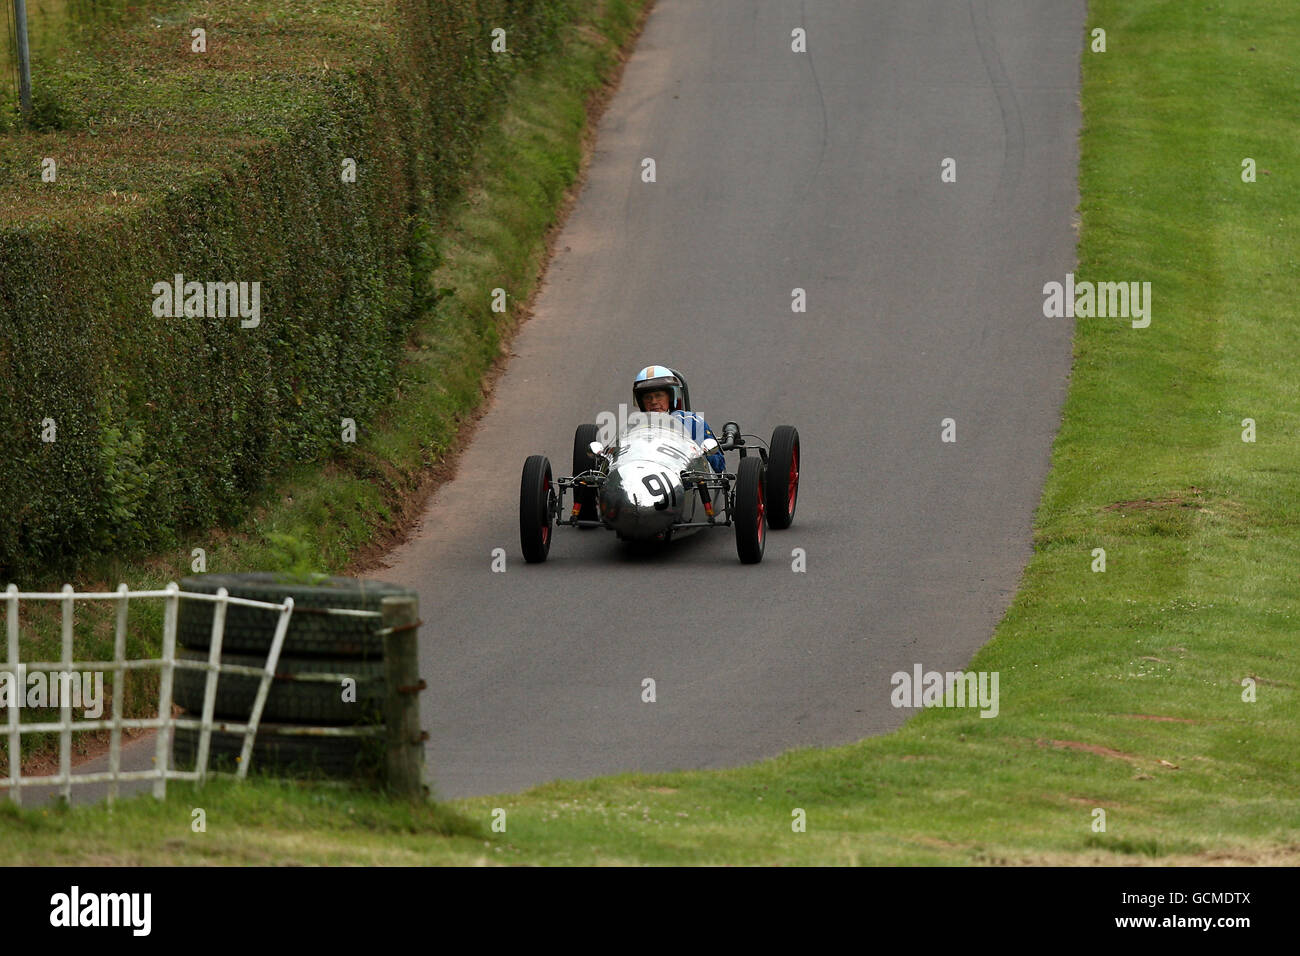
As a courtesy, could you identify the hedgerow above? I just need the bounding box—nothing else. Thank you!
[0,0,574,579]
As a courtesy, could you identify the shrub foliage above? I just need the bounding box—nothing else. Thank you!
[0,0,573,578]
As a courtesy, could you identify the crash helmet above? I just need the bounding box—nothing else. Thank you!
[633,365,685,412]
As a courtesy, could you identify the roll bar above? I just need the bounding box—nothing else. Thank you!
[669,367,692,411]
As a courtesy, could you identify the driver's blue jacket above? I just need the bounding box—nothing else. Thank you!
[673,410,725,472]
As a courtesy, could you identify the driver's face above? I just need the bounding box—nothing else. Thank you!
[642,389,670,413]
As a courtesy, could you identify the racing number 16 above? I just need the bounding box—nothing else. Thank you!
[642,473,677,510]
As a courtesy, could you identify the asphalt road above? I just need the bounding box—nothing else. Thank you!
[383,0,1084,799]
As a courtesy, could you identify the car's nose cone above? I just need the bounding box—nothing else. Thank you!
[601,461,677,537]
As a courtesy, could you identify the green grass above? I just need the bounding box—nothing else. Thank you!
[0,0,394,215]
[3,0,1298,864]
[0,1,136,101]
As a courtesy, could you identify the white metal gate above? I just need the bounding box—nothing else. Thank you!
[2,582,294,805]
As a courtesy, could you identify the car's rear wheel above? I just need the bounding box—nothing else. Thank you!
[572,423,601,526]
[520,455,555,563]
[733,456,766,564]
[766,425,800,529]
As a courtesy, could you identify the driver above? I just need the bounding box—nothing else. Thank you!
[632,365,726,472]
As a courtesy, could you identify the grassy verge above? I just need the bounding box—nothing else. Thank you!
[4,0,1297,864]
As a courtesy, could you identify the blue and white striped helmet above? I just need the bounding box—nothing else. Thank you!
[633,365,684,412]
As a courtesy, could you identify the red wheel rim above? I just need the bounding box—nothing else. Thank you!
[541,474,552,545]
[787,444,799,514]
[757,480,765,545]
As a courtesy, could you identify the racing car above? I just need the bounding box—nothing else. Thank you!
[518,375,799,564]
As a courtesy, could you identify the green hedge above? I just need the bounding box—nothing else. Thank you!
[0,0,574,579]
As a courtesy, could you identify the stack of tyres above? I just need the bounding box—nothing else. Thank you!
[171,573,416,781]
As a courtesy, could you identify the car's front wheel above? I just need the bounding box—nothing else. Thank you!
[733,456,766,564]
[520,455,555,563]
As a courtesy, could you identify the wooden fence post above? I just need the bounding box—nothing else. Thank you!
[381,595,426,798]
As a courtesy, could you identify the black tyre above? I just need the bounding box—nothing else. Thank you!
[173,648,385,724]
[766,425,800,530]
[520,455,555,563]
[572,429,600,530]
[172,724,381,780]
[733,456,766,564]
[572,423,601,525]
[178,573,415,657]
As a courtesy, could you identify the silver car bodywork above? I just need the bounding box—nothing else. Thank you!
[596,412,722,540]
